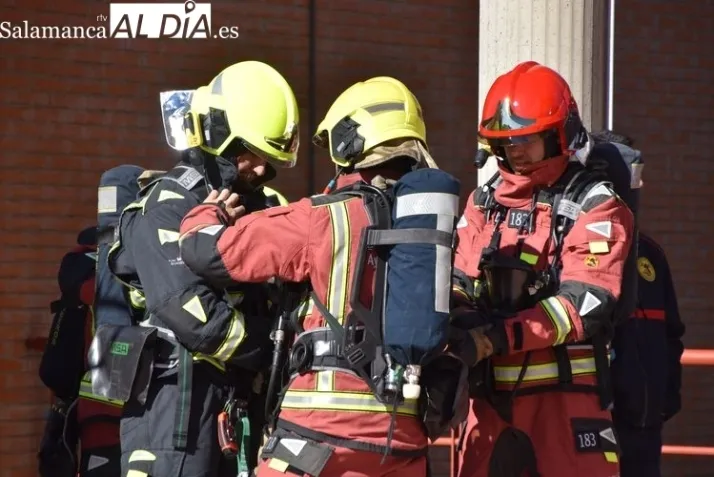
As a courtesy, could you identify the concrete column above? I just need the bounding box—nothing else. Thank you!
[477,0,608,185]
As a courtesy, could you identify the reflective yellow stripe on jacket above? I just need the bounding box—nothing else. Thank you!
[281,200,418,417]
[493,356,597,384]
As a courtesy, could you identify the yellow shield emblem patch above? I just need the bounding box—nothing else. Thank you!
[637,257,656,282]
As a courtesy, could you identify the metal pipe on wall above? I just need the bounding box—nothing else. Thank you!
[306,0,317,195]
[605,0,615,130]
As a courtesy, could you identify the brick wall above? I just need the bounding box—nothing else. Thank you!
[0,1,477,476]
[1,0,712,476]
[614,1,714,476]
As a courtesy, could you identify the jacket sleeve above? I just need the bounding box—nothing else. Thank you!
[661,246,685,420]
[452,190,487,304]
[497,184,635,354]
[128,192,264,366]
[178,198,311,286]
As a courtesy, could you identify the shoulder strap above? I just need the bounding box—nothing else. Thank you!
[549,162,608,270]
[139,165,207,197]
[473,171,501,209]
[161,165,206,190]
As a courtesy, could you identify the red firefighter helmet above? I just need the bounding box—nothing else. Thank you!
[479,61,586,158]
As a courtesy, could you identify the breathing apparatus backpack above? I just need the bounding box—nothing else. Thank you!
[38,227,97,403]
[303,167,465,440]
[89,165,153,403]
[474,138,643,411]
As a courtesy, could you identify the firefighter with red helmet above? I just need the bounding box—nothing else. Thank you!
[177,77,460,476]
[453,62,635,477]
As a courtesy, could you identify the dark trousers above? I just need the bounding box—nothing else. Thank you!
[614,423,662,477]
[119,365,237,477]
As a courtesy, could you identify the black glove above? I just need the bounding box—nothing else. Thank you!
[38,400,78,477]
[448,306,512,364]
[450,305,491,330]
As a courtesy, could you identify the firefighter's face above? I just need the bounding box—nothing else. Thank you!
[503,136,546,174]
[236,151,268,183]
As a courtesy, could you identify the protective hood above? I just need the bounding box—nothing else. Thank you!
[494,155,569,208]
[353,138,438,170]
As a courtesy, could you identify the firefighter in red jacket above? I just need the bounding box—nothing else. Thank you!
[178,77,440,476]
[453,62,635,477]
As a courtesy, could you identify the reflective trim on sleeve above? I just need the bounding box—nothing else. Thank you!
[211,309,246,361]
[539,296,573,345]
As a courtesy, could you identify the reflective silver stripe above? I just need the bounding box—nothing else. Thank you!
[281,390,419,416]
[582,182,614,204]
[539,296,572,345]
[326,201,350,325]
[394,191,459,313]
[317,371,333,391]
[139,321,175,339]
[318,201,351,392]
[493,357,597,383]
[394,192,460,218]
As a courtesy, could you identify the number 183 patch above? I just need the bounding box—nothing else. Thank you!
[571,418,619,460]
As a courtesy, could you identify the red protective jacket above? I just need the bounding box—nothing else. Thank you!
[179,170,426,452]
[454,157,634,391]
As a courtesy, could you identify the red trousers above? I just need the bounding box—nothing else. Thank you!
[256,447,427,477]
[458,392,620,477]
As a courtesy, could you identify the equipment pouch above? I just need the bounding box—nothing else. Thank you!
[421,353,470,442]
[261,429,334,476]
[39,300,88,402]
[88,324,157,405]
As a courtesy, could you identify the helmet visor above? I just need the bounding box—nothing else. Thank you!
[480,98,536,133]
[159,90,195,151]
[221,138,294,169]
[485,133,545,152]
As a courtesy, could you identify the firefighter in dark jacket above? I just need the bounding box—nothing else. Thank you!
[596,129,686,477]
[105,60,300,477]
[612,232,685,477]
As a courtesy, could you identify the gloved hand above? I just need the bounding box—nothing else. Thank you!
[38,400,78,477]
[450,305,491,330]
[446,325,494,367]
